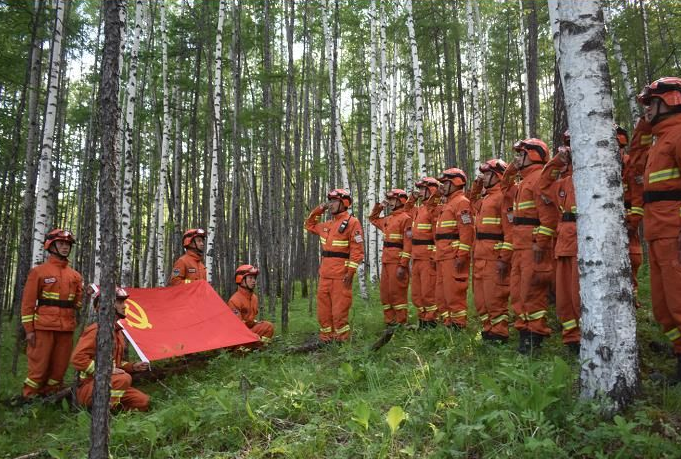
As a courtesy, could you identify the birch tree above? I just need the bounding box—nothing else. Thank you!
[206,0,227,282]
[465,0,481,172]
[549,0,639,413]
[604,6,639,123]
[32,0,67,266]
[517,0,530,137]
[404,0,426,177]
[366,0,379,283]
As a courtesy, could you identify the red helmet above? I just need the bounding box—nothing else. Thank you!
[439,168,467,187]
[519,138,549,164]
[43,228,76,250]
[327,188,352,207]
[637,77,681,107]
[416,177,441,196]
[116,287,129,300]
[88,283,101,300]
[386,188,408,204]
[88,284,128,301]
[512,140,524,152]
[235,264,259,284]
[479,159,507,177]
[183,228,206,248]
[614,124,629,148]
[562,130,571,147]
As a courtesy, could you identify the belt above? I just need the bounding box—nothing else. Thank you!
[643,190,681,203]
[475,232,503,241]
[321,250,349,259]
[435,233,460,240]
[412,239,435,246]
[37,299,76,308]
[562,213,577,222]
[383,241,404,249]
[513,217,540,226]
[624,201,631,209]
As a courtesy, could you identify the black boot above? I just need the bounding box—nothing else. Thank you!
[528,333,544,354]
[517,330,531,354]
[483,332,508,345]
[481,331,490,340]
[566,342,580,355]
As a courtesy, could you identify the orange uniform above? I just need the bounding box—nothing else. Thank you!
[406,196,439,324]
[369,205,413,325]
[227,286,274,346]
[71,323,149,411]
[642,115,681,354]
[538,158,580,345]
[170,251,207,285]
[471,183,512,338]
[434,190,474,328]
[305,207,364,341]
[623,151,645,299]
[21,255,83,397]
[501,163,553,337]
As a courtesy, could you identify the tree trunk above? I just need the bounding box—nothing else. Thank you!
[517,0,530,137]
[638,0,652,83]
[465,0,481,172]
[524,0,540,137]
[549,0,639,414]
[367,0,379,283]
[89,1,122,457]
[604,6,639,124]
[454,31,467,168]
[404,0,426,177]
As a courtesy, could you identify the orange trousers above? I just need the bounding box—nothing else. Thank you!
[77,373,149,411]
[648,238,681,354]
[630,252,642,296]
[250,321,274,346]
[23,330,73,397]
[435,258,469,327]
[510,249,552,336]
[380,263,410,325]
[411,259,438,322]
[317,277,352,342]
[473,259,510,337]
[555,256,580,344]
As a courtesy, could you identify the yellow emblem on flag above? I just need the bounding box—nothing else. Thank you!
[124,299,153,330]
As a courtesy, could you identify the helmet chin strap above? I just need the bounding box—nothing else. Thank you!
[650,105,681,125]
[49,246,70,260]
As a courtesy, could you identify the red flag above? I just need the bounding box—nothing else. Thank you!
[119,280,259,361]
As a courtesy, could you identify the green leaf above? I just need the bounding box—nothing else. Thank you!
[47,448,65,459]
[386,406,407,435]
[351,401,371,431]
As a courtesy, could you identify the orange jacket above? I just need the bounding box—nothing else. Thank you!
[642,114,681,241]
[629,117,654,178]
[71,323,133,381]
[471,183,511,261]
[538,157,577,257]
[406,195,438,261]
[434,189,474,261]
[305,207,365,279]
[21,255,83,334]
[369,205,413,267]
[622,151,644,254]
[227,286,261,328]
[170,251,207,285]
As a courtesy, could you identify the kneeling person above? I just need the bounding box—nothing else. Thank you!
[228,265,274,347]
[71,286,150,411]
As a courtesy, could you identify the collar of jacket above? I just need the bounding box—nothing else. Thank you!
[48,254,69,268]
[186,249,204,262]
[391,207,405,216]
[651,113,681,136]
[333,210,350,221]
[238,285,254,297]
[519,163,543,179]
[484,183,502,195]
[446,189,465,201]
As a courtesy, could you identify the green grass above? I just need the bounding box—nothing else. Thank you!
[1,265,681,458]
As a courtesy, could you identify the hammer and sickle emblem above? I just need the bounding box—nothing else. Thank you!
[124,299,153,330]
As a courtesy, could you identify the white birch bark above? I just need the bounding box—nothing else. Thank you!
[604,6,639,123]
[366,0,379,283]
[379,2,388,199]
[206,0,227,282]
[391,43,398,187]
[517,0,530,137]
[406,100,415,191]
[549,0,639,413]
[32,0,66,265]
[404,0,426,177]
[322,0,349,190]
[120,0,144,287]
[474,0,495,155]
[466,0,481,172]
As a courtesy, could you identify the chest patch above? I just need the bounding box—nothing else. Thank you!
[460,211,472,225]
[44,277,57,284]
[354,231,363,243]
[188,268,197,273]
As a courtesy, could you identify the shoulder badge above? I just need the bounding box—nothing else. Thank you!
[172,268,181,277]
[460,210,472,225]
[232,308,240,316]
[559,190,566,198]
[405,228,413,239]
[44,277,57,284]
[506,211,514,223]
[354,230,364,243]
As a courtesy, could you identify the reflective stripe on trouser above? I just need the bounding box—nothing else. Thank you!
[317,276,353,342]
[23,330,73,398]
[648,238,681,354]
[473,258,510,337]
[411,259,437,321]
[556,256,580,344]
[380,263,410,324]
[510,249,552,336]
[435,259,469,327]
[77,373,150,411]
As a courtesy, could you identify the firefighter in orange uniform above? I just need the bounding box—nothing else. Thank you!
[71,286,150,411]
[21,229,83,398]
[369,189,413,326]
[471,159,512,343]
[170,229,207,285]
[617,125,645,305]
[227,264,274,347]
[434,168,474,329]
[637,77,681,380]
[304,189,365,344]
[501,139,553,354]
[537,138,580,353]
[407,178,441,329]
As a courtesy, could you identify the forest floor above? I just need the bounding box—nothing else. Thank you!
[1,264,681,459]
